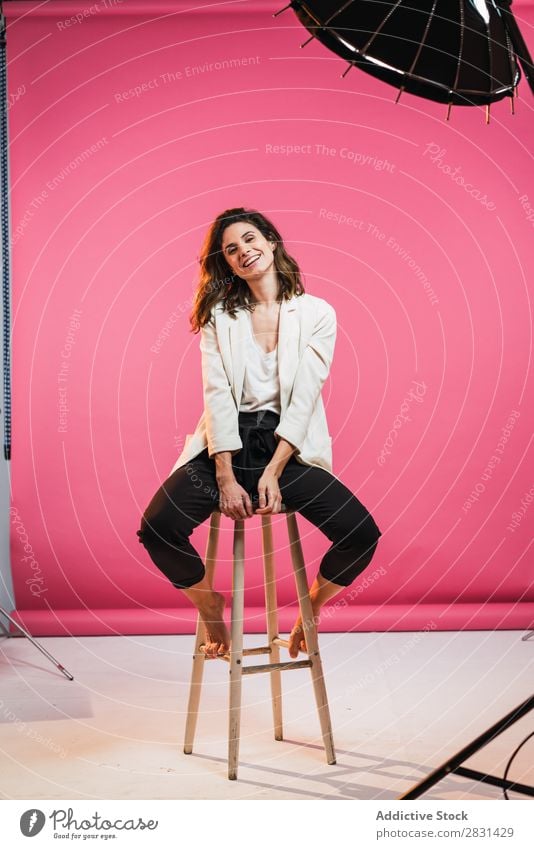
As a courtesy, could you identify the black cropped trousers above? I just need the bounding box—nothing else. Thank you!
[137,410,382,589]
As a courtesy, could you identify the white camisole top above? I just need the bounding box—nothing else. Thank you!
[238,310,281,414]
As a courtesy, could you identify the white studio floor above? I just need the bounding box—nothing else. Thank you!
[0,629,532,801]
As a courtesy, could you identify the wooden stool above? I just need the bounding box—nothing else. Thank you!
[183,504,336,780]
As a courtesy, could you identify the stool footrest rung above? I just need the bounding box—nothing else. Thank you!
[272,637,290,649]
[210,656,312,674]
[242,659,312,675]
[200,640,293,654]
[243,645,271,656]
[199,644,271,658]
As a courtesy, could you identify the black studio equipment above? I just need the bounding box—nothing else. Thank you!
[274,0,534,121]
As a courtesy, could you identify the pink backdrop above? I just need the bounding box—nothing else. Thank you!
[6,1,534,635]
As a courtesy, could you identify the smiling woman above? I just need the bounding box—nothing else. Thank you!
[189,206,305,329]
[137,207,382,660]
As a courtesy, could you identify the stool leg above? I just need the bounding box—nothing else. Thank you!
[286,512,336,765]
[261,515,283,741]
[228,518,245,780]
[183,511,220,755]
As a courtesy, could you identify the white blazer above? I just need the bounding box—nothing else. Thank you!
[169,292,337,477]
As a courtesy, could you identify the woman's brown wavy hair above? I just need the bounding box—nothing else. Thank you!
[189,207,305,332]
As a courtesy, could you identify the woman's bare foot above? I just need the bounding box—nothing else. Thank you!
[198,591,231,659]
[287,574,348,658]
[288,607,320,658]
[288,623,307,658]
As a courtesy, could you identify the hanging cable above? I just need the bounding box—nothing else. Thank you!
[502,731,534,799]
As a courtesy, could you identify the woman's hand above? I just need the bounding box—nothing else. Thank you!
[254,469,283,514]
[218,477,254,520]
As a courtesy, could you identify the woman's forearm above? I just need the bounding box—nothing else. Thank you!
[214,451,236,483]
[265,437,296,478]
[215,437,296,484]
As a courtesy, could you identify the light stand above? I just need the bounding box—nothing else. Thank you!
[0,605,74,680]
[398,694,534,799]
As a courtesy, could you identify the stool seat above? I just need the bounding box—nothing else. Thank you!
[183,506,336,780]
